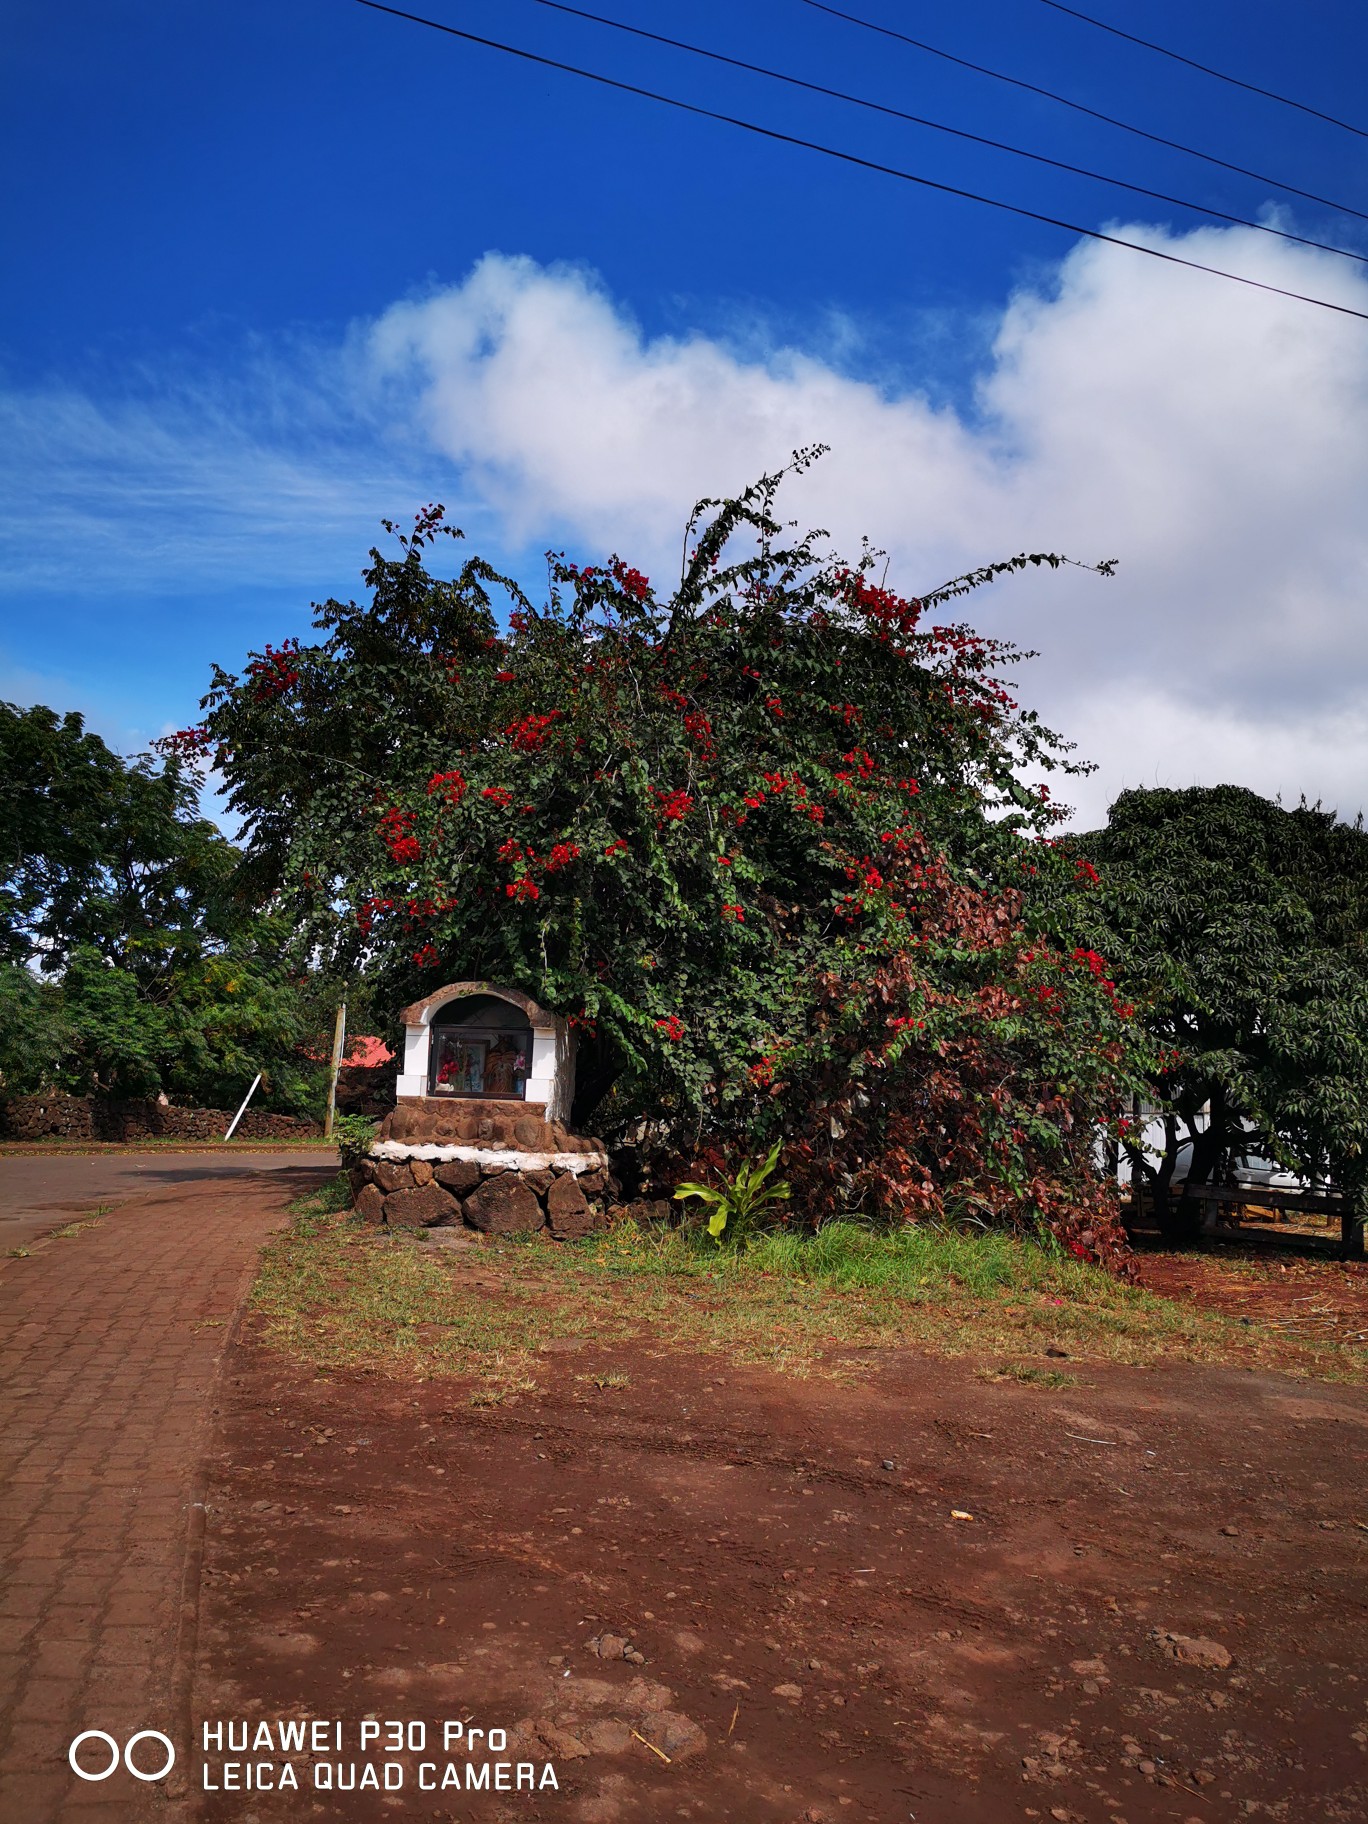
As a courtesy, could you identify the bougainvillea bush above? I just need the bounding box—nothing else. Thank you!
[184,461,1147,1263]
[754,839,1144,1274]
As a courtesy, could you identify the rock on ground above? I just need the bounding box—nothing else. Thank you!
[383,1181,459,1229]
[462,1173,545,1235]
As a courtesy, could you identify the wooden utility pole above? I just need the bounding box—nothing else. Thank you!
[323,998,347,1139]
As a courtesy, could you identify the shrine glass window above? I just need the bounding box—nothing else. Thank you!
[427,996,532,1100]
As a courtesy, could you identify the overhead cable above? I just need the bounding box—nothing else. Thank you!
[351,0,1368,323]
[798,0,1368,226]
[516,0,1368,269]
[1034,0,1368,142]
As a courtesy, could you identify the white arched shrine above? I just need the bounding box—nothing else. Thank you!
[394,981,574,1123]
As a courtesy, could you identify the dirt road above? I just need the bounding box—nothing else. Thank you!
[196,1324,1368,1823]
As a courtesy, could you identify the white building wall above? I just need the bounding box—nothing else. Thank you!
[396,1025,429,1099]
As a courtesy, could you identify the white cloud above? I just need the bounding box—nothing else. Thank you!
[0,352,442,596]
[365,253,997,564]
[364,233,1368,826]
[5,225,1366,828]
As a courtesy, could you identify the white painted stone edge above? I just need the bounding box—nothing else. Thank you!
[371,1140,609,1174]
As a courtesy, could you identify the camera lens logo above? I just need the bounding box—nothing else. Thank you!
[69,1730,176,1782]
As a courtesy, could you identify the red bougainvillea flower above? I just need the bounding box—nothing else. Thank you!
[611,559,651,601]
[246,640,301,702]
[410,501,447,541]
[655,1015,684,1041]
[426,769,467,804]
[411,942,439,967]
[721,903,745,922]
[834,567,925,645]
[354,894,395,935]
[505,877,540,901]
[603,838,629,858]
[682,710,714,755]
[506,711,561,752]
[481,785,513,807]
[157,724,215,759]
[653,788,694,824]
[378,806,421,864]
[841,747,878,780]
[405,893,455,923]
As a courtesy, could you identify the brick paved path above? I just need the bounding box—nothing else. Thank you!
[0,1169,327,1821]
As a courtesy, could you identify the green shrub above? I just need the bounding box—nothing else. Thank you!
[332,1113,378,1167]
[673,1140,792,1244]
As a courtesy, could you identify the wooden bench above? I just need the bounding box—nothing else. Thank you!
[1173,1181,1364,1260]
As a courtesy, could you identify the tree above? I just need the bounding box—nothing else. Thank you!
[0,701,328,1111]
[187,466,1143,1256]
[1079,785,1368,1240]
[0,964,69,1096]
[152,929,328,1112]
[58,946,172,1099]
[0,702,232,978]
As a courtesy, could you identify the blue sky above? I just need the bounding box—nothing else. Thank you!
[4,0,1367,823]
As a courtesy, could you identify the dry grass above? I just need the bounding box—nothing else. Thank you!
[249,1176,1367,1397]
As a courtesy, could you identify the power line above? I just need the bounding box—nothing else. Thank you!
[798,0,1368,227]
[1034,0,1368,142]
[351,0,1368,323]
[517,0,1368,270]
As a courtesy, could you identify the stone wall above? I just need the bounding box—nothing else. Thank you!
[0,1092,321,1144]
[350,1153,670,1240]
[335,1061,398,1119]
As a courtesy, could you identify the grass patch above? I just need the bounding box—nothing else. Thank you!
[978,1363,1075,1389]
[253,1177,1366,1391]
[50,1206,111,1240]
[293,1175,355,1218]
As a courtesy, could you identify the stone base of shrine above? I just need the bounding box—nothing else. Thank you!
[347,1146,606,1239]
[352,1095,673,1238]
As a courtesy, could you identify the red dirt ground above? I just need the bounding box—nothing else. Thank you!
[1135,1247,1368,1350]
[192,1318,1368,1824]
